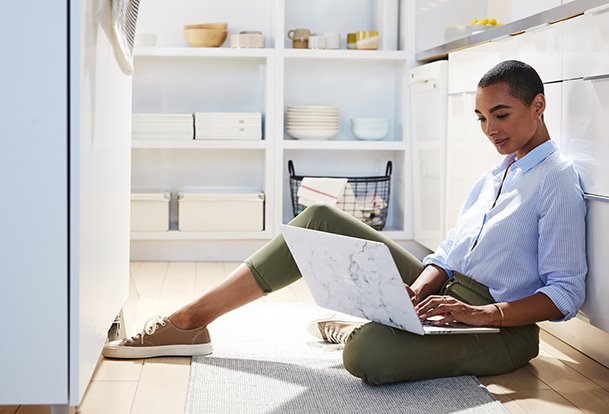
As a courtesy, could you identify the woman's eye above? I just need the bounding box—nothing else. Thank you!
[477,118,486,122]
[496,114,508,119]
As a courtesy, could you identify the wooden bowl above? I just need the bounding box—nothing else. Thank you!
[183,29,228,47]
[184,23,228,31]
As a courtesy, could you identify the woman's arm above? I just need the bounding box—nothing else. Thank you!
[415,291,564,327]
[405,264,449,307]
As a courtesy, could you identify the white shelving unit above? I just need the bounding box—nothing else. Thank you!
[131,0,416,260]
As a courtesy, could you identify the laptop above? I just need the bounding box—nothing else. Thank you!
[280,225,499,335]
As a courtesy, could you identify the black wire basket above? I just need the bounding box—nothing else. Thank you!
[288,160,392,230]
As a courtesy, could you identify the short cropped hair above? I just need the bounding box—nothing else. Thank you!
[478,60,544,107]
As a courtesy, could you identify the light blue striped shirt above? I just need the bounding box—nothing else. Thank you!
[423,140,587,322]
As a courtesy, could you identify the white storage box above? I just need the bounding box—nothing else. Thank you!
[131,191,170,231]
[178,191,265,231]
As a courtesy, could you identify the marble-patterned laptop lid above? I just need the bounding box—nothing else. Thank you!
[280,225,426,335]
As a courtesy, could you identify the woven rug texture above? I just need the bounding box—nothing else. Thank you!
[185,302,510,414]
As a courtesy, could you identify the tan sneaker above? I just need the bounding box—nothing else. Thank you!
[306,315,364,349]
[102,315,213,359]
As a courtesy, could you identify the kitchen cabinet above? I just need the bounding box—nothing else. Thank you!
[561,75,609,335]
[561,77,609,197]
[562,3,609,80]
[410,61,448,251]
[1,0,131,409]
[130,0,413,261]
[516,22,564,83]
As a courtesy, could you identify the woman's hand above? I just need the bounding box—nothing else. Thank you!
[404,284,420,307]
[415,295,499,327]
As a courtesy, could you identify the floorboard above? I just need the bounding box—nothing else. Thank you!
[7,261,609,414]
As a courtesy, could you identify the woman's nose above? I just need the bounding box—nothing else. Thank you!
[484,119,498,137]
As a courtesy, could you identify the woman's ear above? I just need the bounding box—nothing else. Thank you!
[533,93,546,120]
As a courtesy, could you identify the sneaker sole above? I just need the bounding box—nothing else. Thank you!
[102,341,213,359]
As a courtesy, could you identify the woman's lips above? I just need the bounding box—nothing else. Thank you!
[493,138,508,148]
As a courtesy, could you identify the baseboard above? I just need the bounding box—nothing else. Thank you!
[539,317,609,369]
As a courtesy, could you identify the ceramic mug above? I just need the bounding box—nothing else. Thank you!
[356,31,379,50]
[308,35,326,49]
[292,39,308,48]
[287,28,311,40]
[347,33,357,49]
[323,32,341,49]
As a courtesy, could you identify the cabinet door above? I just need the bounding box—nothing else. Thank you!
[448,43,491,94]
[561,78,609,198]
[487,33,521,69]
[544,82,563,150]
[563,6,609,80]
[411,87,447,251]
[580,198,609,334]
[517,22,564,83]
[445,93,504,231]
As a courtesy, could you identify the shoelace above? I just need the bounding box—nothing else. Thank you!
[127,315,167,344]
[323,325,349,351]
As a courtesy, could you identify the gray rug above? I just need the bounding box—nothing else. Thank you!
[185,302,510,414]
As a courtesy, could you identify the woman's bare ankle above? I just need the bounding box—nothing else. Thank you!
[168,308,209,330]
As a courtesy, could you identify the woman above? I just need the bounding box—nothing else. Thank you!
[104,60,587,385]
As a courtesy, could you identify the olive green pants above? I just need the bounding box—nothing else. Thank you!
[244,203,539,385]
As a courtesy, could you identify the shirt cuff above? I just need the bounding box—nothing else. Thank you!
[536,285,582,322]
[422,257,454,279]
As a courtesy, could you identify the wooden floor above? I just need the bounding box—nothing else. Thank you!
[4,261,609,414]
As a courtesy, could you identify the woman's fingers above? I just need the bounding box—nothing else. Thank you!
[404,284,419,306]
[415,295,451,319]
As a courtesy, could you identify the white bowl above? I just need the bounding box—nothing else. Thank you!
[350,122,390,128]
[287,122,340,127]
[287,115,339,122]
[287,126,339,130]
[287,110,339,115]
[287,129,339,140]
[287,113,339,118]
[350,118,390,125]
[351,125,390,140]
[287,105,339,111]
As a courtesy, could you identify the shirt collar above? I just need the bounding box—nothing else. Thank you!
[492,140,558,176]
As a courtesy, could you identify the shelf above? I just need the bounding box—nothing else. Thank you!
[131,230,273,241]
[131,139,268,149]
[281,140,407,151]
[134,47,271,59]
[134,47,408,61]
[416,0,606,62]
[282,49,408,61]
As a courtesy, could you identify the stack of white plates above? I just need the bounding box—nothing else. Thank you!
[132,114,194,140]
[195,112,262,140]
[286,106,339,140]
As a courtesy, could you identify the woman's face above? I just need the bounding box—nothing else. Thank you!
[475,82,548,159]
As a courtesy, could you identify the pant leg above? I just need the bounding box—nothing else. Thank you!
[342,273,540,385]
[244,202,424,294]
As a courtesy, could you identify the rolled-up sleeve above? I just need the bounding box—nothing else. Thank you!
[535,164,587,322]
